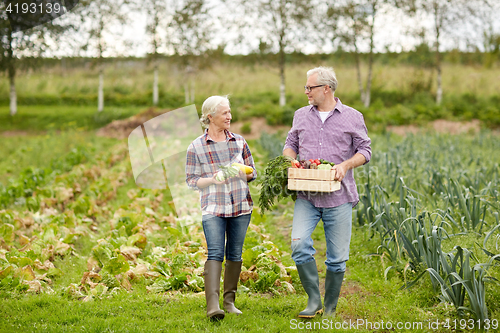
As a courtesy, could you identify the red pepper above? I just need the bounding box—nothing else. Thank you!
[314,159,321,165]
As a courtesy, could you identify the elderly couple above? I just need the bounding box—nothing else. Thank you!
[185,66,372,320]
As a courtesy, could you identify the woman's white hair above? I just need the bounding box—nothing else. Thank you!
[307,67,338,93]
[200,95,230,129]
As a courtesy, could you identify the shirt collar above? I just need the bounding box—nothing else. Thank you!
[310,97,343,113]
[204,129,234,142]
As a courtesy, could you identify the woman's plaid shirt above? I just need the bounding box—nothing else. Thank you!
[185,130,257,217]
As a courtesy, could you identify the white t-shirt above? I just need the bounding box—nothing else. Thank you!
[318,111,330,123]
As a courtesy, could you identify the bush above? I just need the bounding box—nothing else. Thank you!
[266,106,294,126]
[240,122,252,134]
[0,91,185,109]
[386,104,416,125]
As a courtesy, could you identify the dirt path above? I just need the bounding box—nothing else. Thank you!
[387,119,487,136]
[229,118,291,140]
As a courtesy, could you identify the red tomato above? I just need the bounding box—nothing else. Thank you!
[314,159,321,165]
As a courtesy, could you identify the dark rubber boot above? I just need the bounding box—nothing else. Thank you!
[223,260,243,315]
[296,260,323,318]
[204,260,225,320]
[323,270,344,317]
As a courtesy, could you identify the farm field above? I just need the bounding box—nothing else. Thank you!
[3,62,500,99]
[1,109,499,332]
[2,61,500,130]
[1,58,500,332]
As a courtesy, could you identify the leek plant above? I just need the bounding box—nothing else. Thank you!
[355,133,500,322]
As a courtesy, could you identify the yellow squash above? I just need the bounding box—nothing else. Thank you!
[232,163,254,174]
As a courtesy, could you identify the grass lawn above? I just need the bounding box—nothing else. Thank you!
[0,131,119,185]
[0,105,143,132]
[0,224,465,333]
[1,121,499,332]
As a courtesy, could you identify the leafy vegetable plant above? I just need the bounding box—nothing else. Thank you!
[258,155,296,213]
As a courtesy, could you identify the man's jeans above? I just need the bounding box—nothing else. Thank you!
[202,213,252,262]
[291,199,352,273]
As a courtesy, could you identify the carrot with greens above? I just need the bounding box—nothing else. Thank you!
[258,155,297,213]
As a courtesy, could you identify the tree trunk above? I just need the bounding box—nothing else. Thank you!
[434,4,442,105]
[436,61,442,104]
[364,2,376,108]
[279,58,286,107]
[190,78,195,103]
[153,66,159,106]
[9,75,17,117]
[184,81,190,104]
[364,54,373,108]
[279,76,286,107]
[7,30,17,116]
[354,45,365,104]
[279,32,286,107]
[98,71,104,112]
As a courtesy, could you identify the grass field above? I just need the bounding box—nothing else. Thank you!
[2,62,500,99]
[2,61,499,131]
[1,58,500,333]
[0,119,499,332]
[0,105,142,132]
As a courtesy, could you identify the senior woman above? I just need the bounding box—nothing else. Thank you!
[185,95,256,320]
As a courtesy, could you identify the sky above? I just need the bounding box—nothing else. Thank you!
[43,0,500,58]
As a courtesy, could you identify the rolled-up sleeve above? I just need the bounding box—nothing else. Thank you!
[353,113,371,164]
[242,141,258,182]
[185,143,201,190]
[283,117,299,154]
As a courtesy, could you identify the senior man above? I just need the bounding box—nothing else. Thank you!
[283,66,371,318]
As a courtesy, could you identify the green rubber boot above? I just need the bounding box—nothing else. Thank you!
[203,260,225,320]
[296,260,323,318]
[223,260,243,315]
[323,270,344,317]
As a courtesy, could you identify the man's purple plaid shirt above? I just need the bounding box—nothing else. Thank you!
[284,97,372,208]
[186,129,257,217]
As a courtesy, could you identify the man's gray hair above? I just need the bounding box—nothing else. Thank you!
[200,95,230,129]
[307,67,338,93]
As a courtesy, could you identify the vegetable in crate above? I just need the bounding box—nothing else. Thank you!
[320,159,335,166]
[258,155,297,213]
[317,164,333,170]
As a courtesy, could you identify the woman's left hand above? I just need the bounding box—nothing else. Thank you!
[238,170,252,182]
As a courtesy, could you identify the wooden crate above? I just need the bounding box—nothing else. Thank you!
[287,168,341,192]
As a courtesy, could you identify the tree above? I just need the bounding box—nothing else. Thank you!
[168,0,213,104]
[1,2,74,116]
[326,0,386,108]
[72,0,130,111]
[401,0,491,104]
[229,0,311,107]
[142,0,172,106]
[479,1,500,68]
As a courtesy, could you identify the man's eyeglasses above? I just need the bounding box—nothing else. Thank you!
[304,85,326,92]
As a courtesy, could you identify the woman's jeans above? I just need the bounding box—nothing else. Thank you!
[202,213,252,262]
[291,199,352,273]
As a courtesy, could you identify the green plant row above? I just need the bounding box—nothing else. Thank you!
[2,91,499,130]
[0,92,185,109]
[351,133,500,330]
[0,137,297,299]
